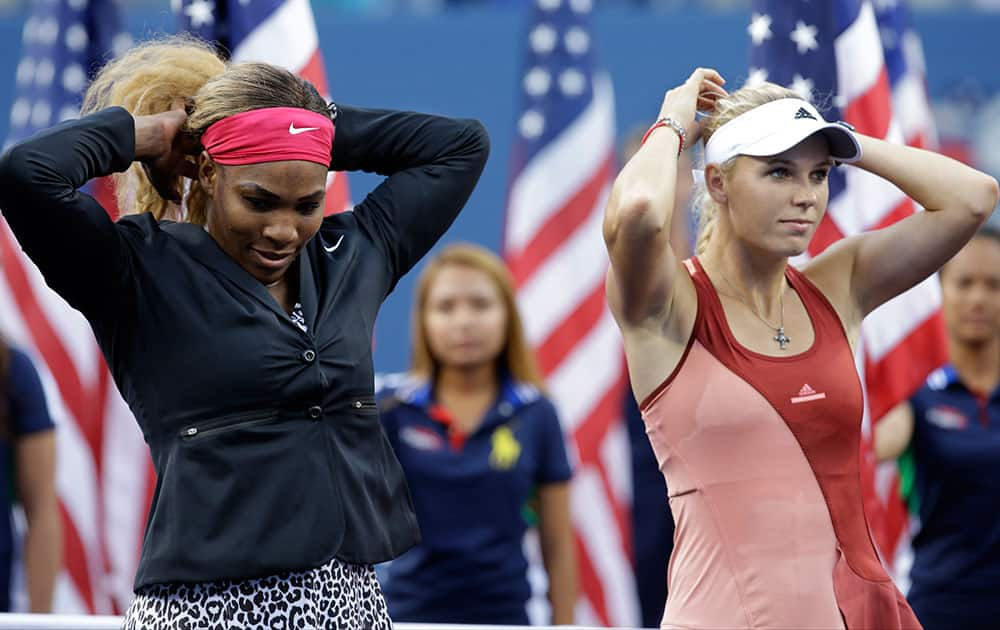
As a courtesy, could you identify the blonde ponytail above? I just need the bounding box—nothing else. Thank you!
[82,36,226,222]
[693,187,717,256]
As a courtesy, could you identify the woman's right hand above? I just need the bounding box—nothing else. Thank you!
[658,68,727,147]
[133,106,199,202]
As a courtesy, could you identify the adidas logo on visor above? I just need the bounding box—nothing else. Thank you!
[703,98,862,166]
[794,107,817,121]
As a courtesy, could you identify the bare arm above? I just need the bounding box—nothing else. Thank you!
[874,401,915,462]
[16,431,60,613]
[848,135,998,316]
[603,68,725,325]
[537,482,576,625]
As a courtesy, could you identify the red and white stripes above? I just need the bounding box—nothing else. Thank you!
[811,1,947,425]
[828,1,947,565]
[0,219,154,614]
[504,72,639,627]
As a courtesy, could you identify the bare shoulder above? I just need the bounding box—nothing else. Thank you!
[801,234,864,341]
[607,262,698,406]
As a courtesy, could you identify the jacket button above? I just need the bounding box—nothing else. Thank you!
[302,349,316,363]
[308,405,322,419]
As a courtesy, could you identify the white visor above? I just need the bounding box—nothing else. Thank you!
[703,98,862,166]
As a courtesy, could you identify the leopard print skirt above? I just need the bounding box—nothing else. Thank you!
[122,557,392,630]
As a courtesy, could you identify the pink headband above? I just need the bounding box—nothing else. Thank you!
[200,107,334,166]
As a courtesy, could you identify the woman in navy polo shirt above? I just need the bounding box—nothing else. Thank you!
[875,225,1000,629]
[377,243,576,624]
[0,341,60,612]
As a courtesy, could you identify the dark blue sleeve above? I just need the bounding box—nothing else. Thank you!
[374,384,400,444]
[908,389,929,446]
[535,397,572,485]
[7,348,55,436]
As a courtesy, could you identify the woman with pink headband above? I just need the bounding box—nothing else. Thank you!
[0,37,488,628]
[602,68,998,628]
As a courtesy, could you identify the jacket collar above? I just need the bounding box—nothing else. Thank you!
[928,363,1000,400]
[160,221,318,333]
[926,364,960,391]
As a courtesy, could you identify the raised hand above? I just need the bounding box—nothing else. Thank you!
[133,105,199,203]
[658,68,727,147]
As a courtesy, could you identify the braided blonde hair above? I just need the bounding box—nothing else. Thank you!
[82,35,330,225]
[693,82,800,255]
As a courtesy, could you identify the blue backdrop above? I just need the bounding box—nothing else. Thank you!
[0,6,996,372]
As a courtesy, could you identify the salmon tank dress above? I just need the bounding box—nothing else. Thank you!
[640,258,922,629]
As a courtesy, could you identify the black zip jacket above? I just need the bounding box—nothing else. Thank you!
[0,105,489,589]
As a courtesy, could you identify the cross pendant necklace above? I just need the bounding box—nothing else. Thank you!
[773,327,791,350]
[716,267,791,350]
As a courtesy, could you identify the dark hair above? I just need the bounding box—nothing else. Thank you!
[975,223,1000,244]
[940,223,1000,278]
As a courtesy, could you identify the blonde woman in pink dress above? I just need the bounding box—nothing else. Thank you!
[602,68,999,629]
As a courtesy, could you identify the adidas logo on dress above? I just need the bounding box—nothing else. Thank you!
[791,383,826,404]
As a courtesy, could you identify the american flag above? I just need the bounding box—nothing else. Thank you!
[877,0,937,153]
[1,0,149,615]
[175,0,350,215]
[749,0,947,569]
[874,0,939,591]
[502,0,639,625]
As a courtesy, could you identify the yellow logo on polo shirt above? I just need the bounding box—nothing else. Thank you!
[489,426,521,470]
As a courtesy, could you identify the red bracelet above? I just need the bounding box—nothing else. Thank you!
[641,116,687,154]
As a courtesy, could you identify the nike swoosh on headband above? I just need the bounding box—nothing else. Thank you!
[201,108,334,166]
[289,123,321,135]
